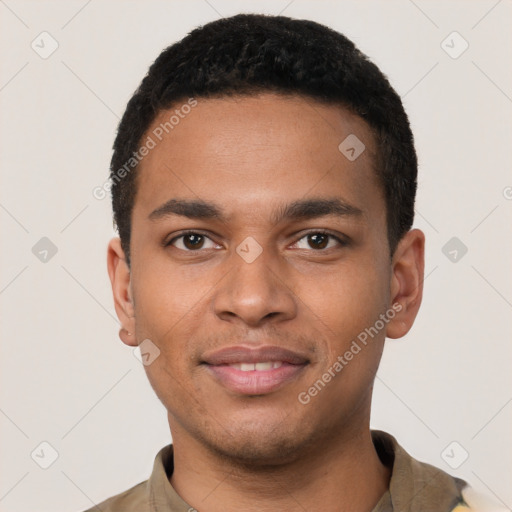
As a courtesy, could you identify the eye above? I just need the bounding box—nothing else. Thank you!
[166,231,220,251]
[292,231,346,251]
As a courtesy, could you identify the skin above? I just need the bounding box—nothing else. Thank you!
[107,93,425,512]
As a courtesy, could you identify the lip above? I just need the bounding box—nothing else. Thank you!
[202,345,309,395]
[202,345,309,365]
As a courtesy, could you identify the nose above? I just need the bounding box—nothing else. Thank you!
[212,243,297,328]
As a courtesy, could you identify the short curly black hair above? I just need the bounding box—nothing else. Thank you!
[110,13,417,266]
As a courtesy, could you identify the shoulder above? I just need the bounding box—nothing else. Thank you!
[452,486,510,512]
[81,480,149,512]
[371,430,506,512]
[79,444,174,512]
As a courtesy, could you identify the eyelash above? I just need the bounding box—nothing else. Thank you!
[164,230,348,252]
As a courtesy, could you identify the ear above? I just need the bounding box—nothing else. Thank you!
[385,229,425,339]
[107,237,137,347]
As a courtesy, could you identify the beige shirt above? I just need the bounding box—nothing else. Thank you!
[82,430,475,512]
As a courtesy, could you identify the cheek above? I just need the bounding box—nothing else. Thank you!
[132,255,210,339]
[304,260,388,336]
[143,360,190,415]
[312,270,388,383]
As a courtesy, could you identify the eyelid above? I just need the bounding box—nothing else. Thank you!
[291,229,348,248]
[164,229,349,251]
[164,229,220,248]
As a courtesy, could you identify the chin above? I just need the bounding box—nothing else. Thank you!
[210,437,303,468]
[198,418,318,468]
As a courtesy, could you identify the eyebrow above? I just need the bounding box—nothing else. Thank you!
[148,197,363,223]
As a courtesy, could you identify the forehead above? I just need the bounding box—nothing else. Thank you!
[133,93,382,222]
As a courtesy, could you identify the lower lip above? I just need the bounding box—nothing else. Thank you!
[204,363,307,395]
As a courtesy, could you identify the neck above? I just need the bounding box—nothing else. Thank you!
[169,423,390,512]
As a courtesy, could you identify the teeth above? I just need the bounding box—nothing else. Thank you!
[228,361,284,371]
[255,362,272,371]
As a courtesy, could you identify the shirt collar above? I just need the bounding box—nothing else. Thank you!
[145,430,466,512]
[371,430,466,511]
[146,444,191,512]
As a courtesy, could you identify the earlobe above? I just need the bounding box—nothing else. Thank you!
[386,229,425,339]
[119,327,136,346]
[107,237,137,347]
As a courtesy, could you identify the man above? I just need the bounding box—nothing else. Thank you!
[91,13,500,512]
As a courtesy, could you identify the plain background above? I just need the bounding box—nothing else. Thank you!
[1,1,511,510]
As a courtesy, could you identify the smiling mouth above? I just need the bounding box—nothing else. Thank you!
[201,345,309,395]
[204,362,307,395]
[225,361,284,371]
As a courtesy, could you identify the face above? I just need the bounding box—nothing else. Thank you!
[108,93,424,466]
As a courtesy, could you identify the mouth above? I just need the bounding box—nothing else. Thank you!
[225,361,285,371]
[201,345,309,395]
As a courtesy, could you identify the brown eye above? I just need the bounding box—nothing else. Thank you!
[182,233,204,250]
[307,233,329,249]
[167,232,219,251]
[294,232,344,251]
